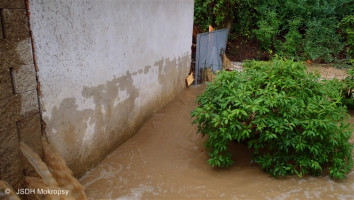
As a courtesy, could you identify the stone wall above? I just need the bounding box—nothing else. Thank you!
[0,0,42,189]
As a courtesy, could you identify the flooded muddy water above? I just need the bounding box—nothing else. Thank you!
[80,85,354,200]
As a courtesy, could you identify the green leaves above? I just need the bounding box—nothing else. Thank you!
[191,59,353,179]
[194,0,353,63]
[194,0,237,31]
[339,15,354,58]
[304,18,344,63]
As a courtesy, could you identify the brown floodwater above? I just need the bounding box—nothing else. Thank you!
[80,85,354,200]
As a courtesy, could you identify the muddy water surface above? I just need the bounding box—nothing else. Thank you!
[80,85,354,200]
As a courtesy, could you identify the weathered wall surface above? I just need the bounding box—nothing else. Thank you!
[0,0,42,189]
[29,0,194,177]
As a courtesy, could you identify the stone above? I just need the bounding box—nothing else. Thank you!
[20,89,39,118]
[0,94,21,124]
[17,113,42,176]
[2,9,29,38]
[17,113,42,156]
[0,38,33,68]
[0,19,3,39]
[13,64,37,93]
[0,90,38,124]
[0,124,23,189]
[0,0,25,9]
[0,67,13,99]
[14,38,33,65]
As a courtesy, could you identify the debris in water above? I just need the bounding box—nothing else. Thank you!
[20,139,87,200]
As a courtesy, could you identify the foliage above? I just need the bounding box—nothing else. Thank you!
[340,67,354,109]
[194,0,237,31]
[339,15,354,59]
[278,20,303,60]
[253,10,280,50]
[194,0,354,63]
[303,18,344,63]
[191,59,353,179]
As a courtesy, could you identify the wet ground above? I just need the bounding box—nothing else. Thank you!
[306,64,349,80]
[80,84,354,200]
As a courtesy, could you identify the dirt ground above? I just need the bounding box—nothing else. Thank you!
[80,84,353,200]
[306,64,349,80]
[226,36,270,62]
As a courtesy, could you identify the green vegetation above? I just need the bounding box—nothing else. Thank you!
[194,0,354,63]
[340,67,354,109]
[339,15,354,61]
[191,59,353,179]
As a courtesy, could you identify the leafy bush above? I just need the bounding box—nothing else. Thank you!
[194,0,354,62]
[339,15,354,60]
[340,67,354,109]
[278,19,303,59]
[253,10,280,50]
[191,59,353,179]
[304,18,344,63]
[194,0,237,31]
[252,0,348,62]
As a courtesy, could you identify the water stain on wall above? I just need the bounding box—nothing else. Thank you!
[154,54,189,104]
[43,54,190,177]
[44,71,138,177]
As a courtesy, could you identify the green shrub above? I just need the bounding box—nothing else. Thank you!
[194,0,237,31]
[278,19,303,59]
[191,59,353,179]
[194,0,353,62]
[339,15,354,59]
[253,10,280,50]
[304,19,344,63]
[341,67,354,109]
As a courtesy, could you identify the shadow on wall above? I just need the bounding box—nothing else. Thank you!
[43,54,190,177]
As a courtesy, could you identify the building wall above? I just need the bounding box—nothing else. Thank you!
[0,0,42,189]
[29,0,194,177]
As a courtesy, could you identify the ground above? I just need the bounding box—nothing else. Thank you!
[306,63,349,80]
[225,36,349,63]
[226,36,270,62]
[80,83,353,200]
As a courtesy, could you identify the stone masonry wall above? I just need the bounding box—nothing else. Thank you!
[0,0,42,189]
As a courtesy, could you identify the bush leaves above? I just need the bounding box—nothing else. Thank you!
[191,59,353,179]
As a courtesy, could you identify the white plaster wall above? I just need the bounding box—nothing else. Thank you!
[29,0,194,176]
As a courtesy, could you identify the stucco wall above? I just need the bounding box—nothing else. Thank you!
[29,0,194,177]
